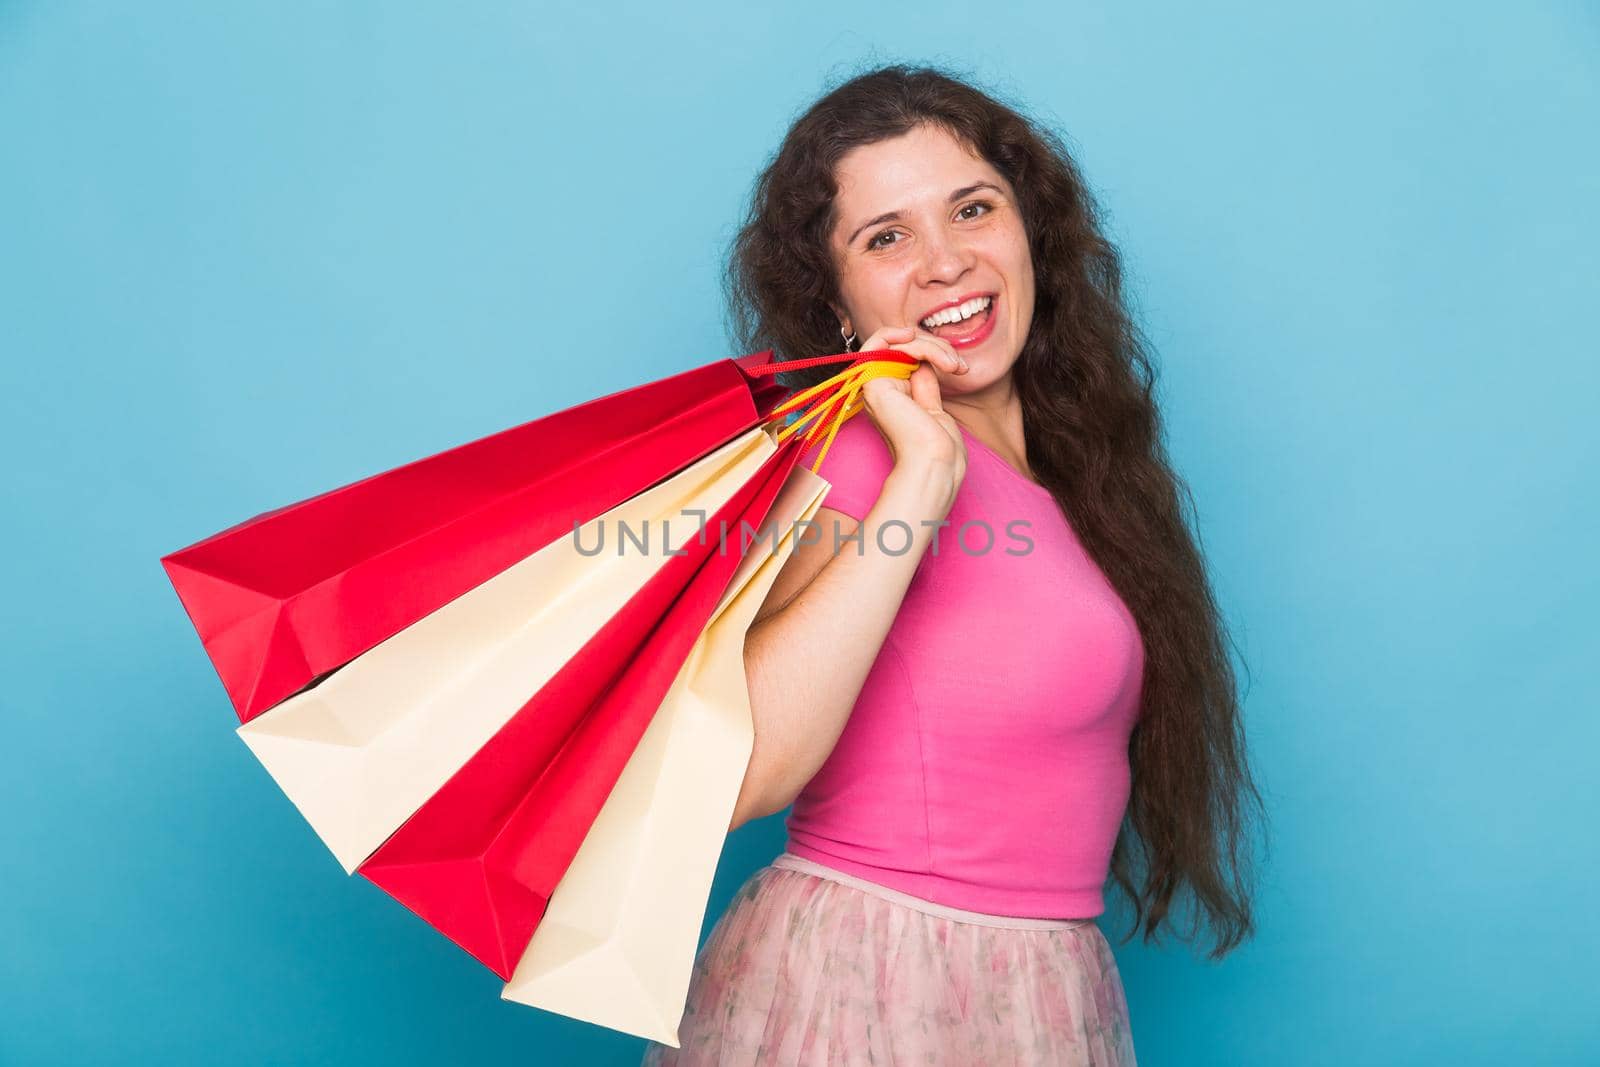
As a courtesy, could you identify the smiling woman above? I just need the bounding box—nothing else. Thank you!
[644,63,1266,1067]
[830,137,1030,369]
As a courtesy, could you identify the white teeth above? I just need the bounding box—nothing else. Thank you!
[919,295,992,330]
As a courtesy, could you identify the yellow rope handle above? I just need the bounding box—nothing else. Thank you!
[761,356,919,473]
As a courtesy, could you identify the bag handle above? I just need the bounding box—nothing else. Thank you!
[742,350,920,473]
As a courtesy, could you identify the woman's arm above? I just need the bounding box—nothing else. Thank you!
[728,456,959,831]
[728,328,968,831]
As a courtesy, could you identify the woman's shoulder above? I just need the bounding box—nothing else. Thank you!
[815,411,890,462]
[809,414,893,522]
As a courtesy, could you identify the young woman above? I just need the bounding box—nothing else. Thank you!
[643,64,1264,1066]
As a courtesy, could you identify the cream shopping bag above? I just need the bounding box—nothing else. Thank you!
[237,426,778,873]
[501,461,828,1045]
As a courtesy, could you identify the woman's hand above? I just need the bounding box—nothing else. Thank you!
[854,326,969,497]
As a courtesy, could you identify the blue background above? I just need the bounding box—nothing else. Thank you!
[3,3,1596,1064]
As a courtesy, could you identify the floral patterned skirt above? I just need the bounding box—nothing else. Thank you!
[641,852,1137,1066]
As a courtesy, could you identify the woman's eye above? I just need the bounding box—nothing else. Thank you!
[866,203,989,250]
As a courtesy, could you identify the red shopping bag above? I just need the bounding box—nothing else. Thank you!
[161,353,790,723]
[359,435,808,979]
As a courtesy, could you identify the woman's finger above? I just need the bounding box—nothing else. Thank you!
[859,326,915,352]
[888,332,967,376]
[908,364,945,412]
[911,329,968,374]
[899,337,967,377]
[859,330,967,377]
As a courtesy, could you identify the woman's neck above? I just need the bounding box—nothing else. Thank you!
[946,374,1033,480]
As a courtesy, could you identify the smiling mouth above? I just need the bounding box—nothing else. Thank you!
[921,294,997,347]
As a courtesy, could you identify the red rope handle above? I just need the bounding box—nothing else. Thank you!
[741,348,919,377]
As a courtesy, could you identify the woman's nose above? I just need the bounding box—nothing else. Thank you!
[917,226,975,285]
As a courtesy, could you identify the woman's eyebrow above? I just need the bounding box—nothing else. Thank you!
[845,181,1004,245]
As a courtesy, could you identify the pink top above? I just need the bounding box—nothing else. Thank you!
[783,414,1145,919]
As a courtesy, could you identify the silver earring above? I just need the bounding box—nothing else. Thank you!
[840,325,860,352]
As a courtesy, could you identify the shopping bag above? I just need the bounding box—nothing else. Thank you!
[501,459,829,1045]
[160,344,920,1021]
[357,431,809,979]
[237,425,777,874]
[161,352,790,723]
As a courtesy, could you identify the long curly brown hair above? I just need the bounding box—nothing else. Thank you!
[724,63,1267,959]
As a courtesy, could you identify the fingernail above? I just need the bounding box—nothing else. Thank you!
[958,357,969,371]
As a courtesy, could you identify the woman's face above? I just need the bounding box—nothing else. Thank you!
[828,123,1035,394]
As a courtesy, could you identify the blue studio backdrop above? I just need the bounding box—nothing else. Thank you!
[3,3,1596,1065]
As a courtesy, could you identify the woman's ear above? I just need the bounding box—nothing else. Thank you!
[827,301,852,338]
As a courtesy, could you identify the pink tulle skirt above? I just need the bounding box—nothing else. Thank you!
[641,852,1138,1066]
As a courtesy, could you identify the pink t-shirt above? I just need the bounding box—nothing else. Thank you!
[783,414,1145,919]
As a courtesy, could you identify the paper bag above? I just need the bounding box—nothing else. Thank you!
[502,462,828,1044]
[163,353,790,722]
[358,435,807,978]
[238,426,775,874]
